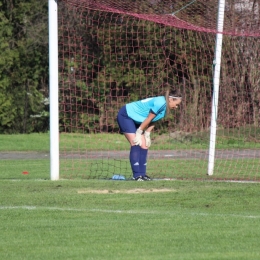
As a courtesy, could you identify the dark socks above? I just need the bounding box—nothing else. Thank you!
[139,148,148,176]
[129,146,148,178]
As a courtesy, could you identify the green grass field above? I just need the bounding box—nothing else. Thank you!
[0,133,260,259]
[0,179,260,260]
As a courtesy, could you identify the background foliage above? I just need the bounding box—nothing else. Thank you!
[0,0,49,133]
[0,0,259,134]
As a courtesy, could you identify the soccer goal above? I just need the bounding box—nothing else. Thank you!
[49,0,260,181]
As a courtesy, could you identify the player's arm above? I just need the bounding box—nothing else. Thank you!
[138,112,156,131]
[146,123,155,132]
[139,114,156,148]
[133,112,156,147]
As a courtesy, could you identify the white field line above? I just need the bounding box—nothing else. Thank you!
[0,205,259,219]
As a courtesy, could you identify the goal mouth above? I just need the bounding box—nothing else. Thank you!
[55,0,260,181]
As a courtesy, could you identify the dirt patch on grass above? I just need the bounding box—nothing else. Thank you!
[78,188,176,194]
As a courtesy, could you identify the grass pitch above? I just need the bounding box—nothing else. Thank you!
[0,133,260,259]
[0,179,260,260]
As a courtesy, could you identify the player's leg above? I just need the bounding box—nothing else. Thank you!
[123,133,146,180]
[117,106,151,180]
[124,133,150,180]
[117,107,144,179]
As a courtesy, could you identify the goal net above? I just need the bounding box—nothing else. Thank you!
[58,0,260,181]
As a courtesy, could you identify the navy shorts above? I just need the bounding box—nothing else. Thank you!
[117,106,140,134]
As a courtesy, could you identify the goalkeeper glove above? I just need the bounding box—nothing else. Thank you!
[133,128,143,146]
[144,131,151,148]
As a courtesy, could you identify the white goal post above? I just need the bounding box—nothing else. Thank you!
[208,0,226,175]
[49,0,59,180]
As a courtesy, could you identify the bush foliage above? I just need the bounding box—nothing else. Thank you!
[1,1,259,133]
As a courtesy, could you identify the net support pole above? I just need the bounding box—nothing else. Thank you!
[208,0,226,176]
[49,0,59,180]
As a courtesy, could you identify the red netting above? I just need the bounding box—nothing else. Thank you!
[64,0,260,36]
[58,0,260,181]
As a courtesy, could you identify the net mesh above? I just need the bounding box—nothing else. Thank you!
[58,0,260,181]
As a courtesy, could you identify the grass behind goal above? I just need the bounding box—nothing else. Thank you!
[1,131,260,181]
[1,158,260,181]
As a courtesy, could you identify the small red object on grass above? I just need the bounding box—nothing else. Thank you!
[22,171,29,175]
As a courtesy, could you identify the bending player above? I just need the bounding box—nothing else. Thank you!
[117,84,182,181]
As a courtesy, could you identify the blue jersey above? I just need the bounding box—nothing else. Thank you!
[126,96,166,124]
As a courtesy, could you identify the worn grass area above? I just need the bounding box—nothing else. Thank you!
[0,179,260,260]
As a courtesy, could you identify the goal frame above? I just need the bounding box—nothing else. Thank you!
[49,0,59,180]
[48,0,225,180]
[208,0,226,175]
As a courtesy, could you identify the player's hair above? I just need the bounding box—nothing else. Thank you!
[160,83,182,116]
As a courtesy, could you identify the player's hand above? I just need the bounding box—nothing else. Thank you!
[133,128,143,146]
[144,131,151,148]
